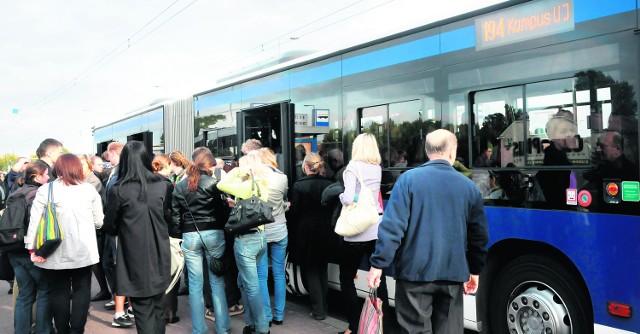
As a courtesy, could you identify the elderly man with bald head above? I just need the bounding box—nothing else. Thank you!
[367,129,489,334]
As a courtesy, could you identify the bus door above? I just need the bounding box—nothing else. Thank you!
[127,131,154,155]
[237,101,295,186]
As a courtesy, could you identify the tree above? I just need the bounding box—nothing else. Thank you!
[0,154,19,172]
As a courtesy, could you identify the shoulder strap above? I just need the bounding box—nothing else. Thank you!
[249,171,261,197]
[47,182,53,203]
[180,196,213,256]
[352,165,366,189]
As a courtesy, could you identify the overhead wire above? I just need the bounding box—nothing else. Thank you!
[31,0,396,117]
[156,0,392,88]
[26,0,190,114]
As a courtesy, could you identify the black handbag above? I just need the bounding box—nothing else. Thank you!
[224,176,274,235]
[181,197,228,276]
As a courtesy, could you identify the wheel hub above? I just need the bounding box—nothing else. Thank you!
[507,286,571,334]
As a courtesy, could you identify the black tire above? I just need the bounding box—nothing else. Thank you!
[487,254,593,334]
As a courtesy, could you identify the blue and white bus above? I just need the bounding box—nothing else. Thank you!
[94,0,640,332]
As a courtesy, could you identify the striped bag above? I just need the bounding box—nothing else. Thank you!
[358,289,383,334]
[34,184,63,258]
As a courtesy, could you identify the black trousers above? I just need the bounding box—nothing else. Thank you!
[339,240,390,332]
[101,234,117,295]
[164,278,180,319]
[302,262,328,317]
[47,266,92,334]
[395,280,463,334]
[131,292,166,334]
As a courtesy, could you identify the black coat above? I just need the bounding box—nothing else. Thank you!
[103,179,172,298]
[287,174,333,266]
[320,182,345,263]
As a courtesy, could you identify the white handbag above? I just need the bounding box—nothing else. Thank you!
[166,237,184,293]
[334,167,380,237]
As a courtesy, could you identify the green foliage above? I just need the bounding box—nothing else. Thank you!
[0,153,20,172]
[194,114,228,135]
[574,70,637,116]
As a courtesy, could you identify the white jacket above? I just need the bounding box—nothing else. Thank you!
[25,180,104,270]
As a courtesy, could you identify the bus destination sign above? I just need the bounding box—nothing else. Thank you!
[475,0,574,50]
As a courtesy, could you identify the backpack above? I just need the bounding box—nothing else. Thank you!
[0,191,30,252]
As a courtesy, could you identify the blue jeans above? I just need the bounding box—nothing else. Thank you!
[234,231,268,334]
[257,236,288,322]
[182,230,230,334]
[9,253,52,334]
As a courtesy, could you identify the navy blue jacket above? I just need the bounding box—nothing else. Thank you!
[370,160,489,283]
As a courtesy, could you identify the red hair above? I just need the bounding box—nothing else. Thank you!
[187,152,215,192]
[53,154,84,185]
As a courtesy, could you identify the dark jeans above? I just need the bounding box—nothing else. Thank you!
[47,266,93,334]
[101,234,117,295]
[395,280,463,334]
[131,292,166,334]
[339,240,390,333]
[302,262,328,318]
[8,253,52,334]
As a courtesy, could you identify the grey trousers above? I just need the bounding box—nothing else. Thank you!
[395,280,463,334]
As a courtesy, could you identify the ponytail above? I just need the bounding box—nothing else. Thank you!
[303,152,325,176]
[186,153,215,192]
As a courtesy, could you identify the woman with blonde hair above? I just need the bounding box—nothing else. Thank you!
[288,152,333,320]
[256,148,289,325]
[217,151,270,334]
[78,154,112,304]
[77,154,103,195]
[337,133,389,334]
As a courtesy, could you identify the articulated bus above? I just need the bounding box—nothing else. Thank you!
[94,0,640,332]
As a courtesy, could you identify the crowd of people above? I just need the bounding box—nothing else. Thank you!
[0,131,490,334]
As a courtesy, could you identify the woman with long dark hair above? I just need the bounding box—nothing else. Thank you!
[103,141,173,334]
[6,161,52,334]
[172,151,231,334]
[25,154,104,334]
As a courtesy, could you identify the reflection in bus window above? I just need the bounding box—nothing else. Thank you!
[360,99,438,196]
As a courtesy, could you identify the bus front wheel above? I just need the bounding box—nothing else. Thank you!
[487,254,592,334]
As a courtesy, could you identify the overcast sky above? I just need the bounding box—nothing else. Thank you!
[0,0,504,158]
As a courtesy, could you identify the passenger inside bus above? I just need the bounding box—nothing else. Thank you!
[536,109,577,207]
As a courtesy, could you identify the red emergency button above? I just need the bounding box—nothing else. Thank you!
[606,182,619,196]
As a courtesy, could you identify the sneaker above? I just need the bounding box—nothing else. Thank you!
[205,309,215,322]
[112,314,135,328]
[104,300,115,310]
[228,304,245,316]
[126,307,135,319]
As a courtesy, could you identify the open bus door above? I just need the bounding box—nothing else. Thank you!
[127,131,154,155]
[237,101,295,187]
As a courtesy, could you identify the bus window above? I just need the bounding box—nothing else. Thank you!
[472,87,522,169]
[359,100,435,196]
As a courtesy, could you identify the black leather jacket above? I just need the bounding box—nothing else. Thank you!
[172,172,228,235]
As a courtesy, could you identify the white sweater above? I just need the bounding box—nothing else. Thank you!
[25,180,104,270]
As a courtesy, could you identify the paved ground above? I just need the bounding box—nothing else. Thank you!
[0,278,354,334]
